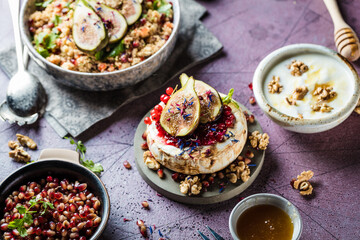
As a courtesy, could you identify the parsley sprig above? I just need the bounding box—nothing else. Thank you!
[8,197,54,237]
[65,137,104,174]
[35,0,54,8]
[222,88,240,109]
[35,31,59,58]
[154,0,172,17]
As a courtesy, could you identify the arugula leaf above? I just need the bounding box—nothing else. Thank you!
[65,137,104,174]
[53,15,61,26]
[108,40,125,58]
[35,0,54,8]
[222,88,240,109]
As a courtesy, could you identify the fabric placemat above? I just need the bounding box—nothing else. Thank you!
[0,0,222,137]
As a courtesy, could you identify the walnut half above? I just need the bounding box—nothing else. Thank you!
[292,170,314,196]
[288,60,309,76]
[268,76,283,94]
[9,147,31,163]
[16,134,37,150]
[179,176,202,196]
[249,131,270,150]
[143,151,160,170]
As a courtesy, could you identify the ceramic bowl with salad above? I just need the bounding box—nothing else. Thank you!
[20,0,180,91]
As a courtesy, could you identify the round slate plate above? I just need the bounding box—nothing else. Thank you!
[134,102,265,205]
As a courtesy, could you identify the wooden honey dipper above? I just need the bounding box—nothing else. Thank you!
[323,0,360,61]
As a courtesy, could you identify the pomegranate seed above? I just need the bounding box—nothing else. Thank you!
[248,82,253,90]
[141,201,149,209]
[160,94,167,102]
[225,119,233,127]
[166,87,174,95]
[123,218,131,222]
[245,150,254,158]
[54,192,63,200]
[120,54,128,63]
[144,117,152,125]
[157,169,164,178]
[132,41,139,48]
[171,172,179,181]
[244,158,251,165]
[151,114,160,122]
[46,176,53,182]
[249,96,256,105]
[86,220,93,228]
[80,237,87,240]
[0,223,8,231]
[140,225,147,237]
[19,185,26,192]
[202,181,210,188]
[56,222,63,232]
[70,58,77,65]
[76,183,87,192]
[154,104,163,113]
[141,142,148,150]
[123,160,131,169]
[223,105,231,112]
[136,219,144,226]
[140,18,147,25]
[142,132,147,140]
[33,186,40,194]
[208,176,215,184]
[150,109,157,116]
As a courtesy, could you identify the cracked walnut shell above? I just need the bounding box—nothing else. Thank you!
[249,131,270,150]
[16,134,37,150]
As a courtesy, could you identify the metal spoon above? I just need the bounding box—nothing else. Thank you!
[0,0,47,125]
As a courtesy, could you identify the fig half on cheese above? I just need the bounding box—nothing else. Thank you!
[73,0,108,52]
[160,77,201,137]
[180,74,223,124]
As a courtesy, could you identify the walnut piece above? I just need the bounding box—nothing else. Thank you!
[311,103,333,113]
[9,147,31,163]
[293,170,314,196]
[240,167,250,182]
[313,86,337,102]
[16,134,37,150]
[143,151,160,170]
[288,60,309,76]
[268,76,283,94]
[226,173,237,184]
[355,99,360,115]
[8,141,20,150]
[249,131,270,150]
[179,176,202,196]
[286,86,308,106]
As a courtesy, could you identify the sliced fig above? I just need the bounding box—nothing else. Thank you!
[121,0,142,25]
[180,74,223,124]
[160,77,201,137]
[73,0,108,52]
[87,0,128,43]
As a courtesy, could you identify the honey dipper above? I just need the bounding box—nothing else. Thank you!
[323,0,360,61]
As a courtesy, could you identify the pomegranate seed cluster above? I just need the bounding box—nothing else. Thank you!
[0,176,102,240]
[144,87,173,125]
[155,105,236,147]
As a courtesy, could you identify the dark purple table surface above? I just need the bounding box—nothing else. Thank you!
[0,0,360,239]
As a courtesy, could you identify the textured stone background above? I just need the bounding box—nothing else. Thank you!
[0,0,360,239]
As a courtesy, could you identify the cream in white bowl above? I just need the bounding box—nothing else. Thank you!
[253,44,360,133]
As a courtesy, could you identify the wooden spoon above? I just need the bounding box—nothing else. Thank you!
[323,0,360,62]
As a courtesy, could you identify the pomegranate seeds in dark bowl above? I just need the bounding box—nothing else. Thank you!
[0,149,110,240]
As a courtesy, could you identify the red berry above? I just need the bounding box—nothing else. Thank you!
[162,95,170,104]
[144,117,152,125]
[225,120,233,127]
[154,104,163,113]
[166,87,173,95]
[160,94,167,102]
[223,105,231,112]
[248,82,253,90]
[150,109,157,116]
[171,172,179,181]
[151,114,159,122]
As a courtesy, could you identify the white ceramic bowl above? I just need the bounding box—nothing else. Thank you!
[253,44,360,133]
[229,193,302,240]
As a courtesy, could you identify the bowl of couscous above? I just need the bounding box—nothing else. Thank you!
[20,0,180,91]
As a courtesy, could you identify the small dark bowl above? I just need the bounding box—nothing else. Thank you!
[0,157,110,239]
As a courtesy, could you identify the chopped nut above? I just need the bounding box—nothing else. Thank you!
[293,170,314,196]
[237,161,246,172]
[179,176,202,196]
[311,103,333,113]
[8,141,19,150]
[229,163,237,172]
[245,150,254,158]
[143,151,160,170]
[240,167,250,182]
[9,147,31,163]
[249,96,256,105]
[313,86,337,102]
[268,76,283,94]
[354,100,360,114]
[217,172,224,179]
[141,201,149,209]
[249,131,270,150]
[16,134,37,150]
[288,60,309,76]
[226,173,238,184]
[286,86,308,106]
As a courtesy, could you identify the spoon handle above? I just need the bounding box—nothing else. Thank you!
[323,0,348,30]
[8,0,24,72]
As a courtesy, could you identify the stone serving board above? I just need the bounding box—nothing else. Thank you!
[134,102,265,205]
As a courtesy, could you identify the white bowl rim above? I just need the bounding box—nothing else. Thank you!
[228,193,303,240]
[252,43,360,126]
[20,0,180,76]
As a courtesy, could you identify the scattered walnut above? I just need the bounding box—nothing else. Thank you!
[8,141,20,150]
[288,60,309,76]
[179,176,202,196]
[355,100,360,114]
[9,147,31,163]
[313,86,337,102]
[16,134,37,150]
[292,170,314,196]
[143,151,160,170]
[226,173,237,184]
[249,131,270,150]
[285,86,308,106]
[240,167,250,182]
[268,76,283,94]
[311,103,333,113]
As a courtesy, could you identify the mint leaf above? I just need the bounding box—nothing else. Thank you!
[53,15,61,26]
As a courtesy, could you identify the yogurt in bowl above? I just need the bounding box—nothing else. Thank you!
[253,44,360,133]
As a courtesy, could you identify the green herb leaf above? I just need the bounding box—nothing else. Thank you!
[53,15,61,26]
[41,201,55,215]
[23,214,33,226]
[95,50,104,61]
[16,205,27,214]
[65,2,73,10]
[222,88,240,109]
[157,3,172,16]
[8,219,22,229]
[108,40,125,58]
[65,137,104,174]
[35,0,54,8]
[18,227,28,237]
